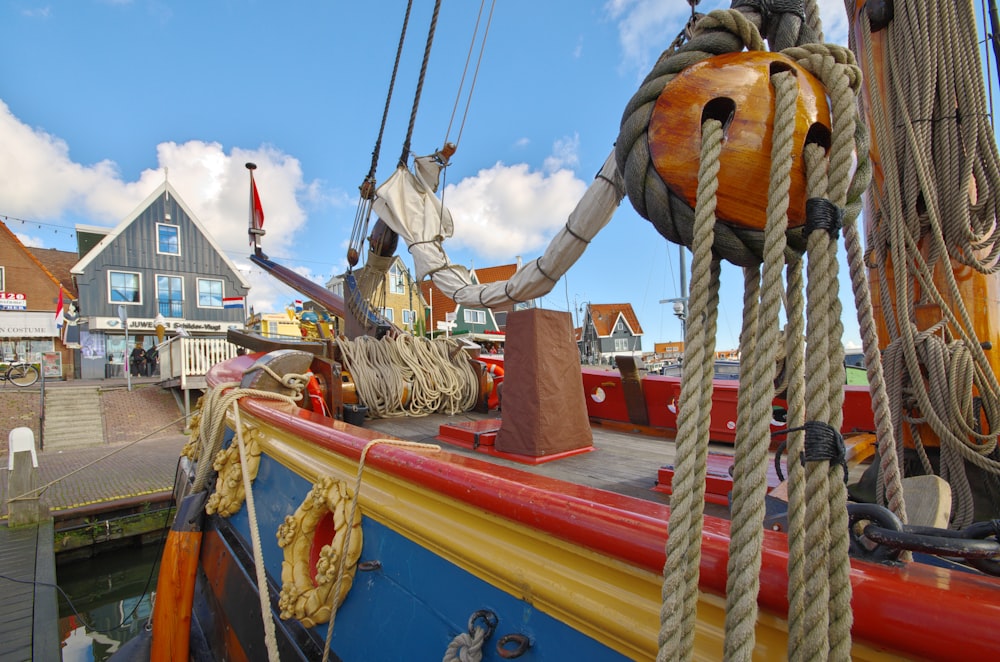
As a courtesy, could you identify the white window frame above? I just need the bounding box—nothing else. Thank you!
[0,266,5,291]
[402,309,415,326]
[156,222,181,256]
[615,338,629,352]
[388,263,406,295]
[381,307,394,322]
[108,270,142,305]
[156,273,185,317]
[464,309,486,325]
[197,278,225,309]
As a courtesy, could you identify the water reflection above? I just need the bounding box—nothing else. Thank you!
[58,543,161,661]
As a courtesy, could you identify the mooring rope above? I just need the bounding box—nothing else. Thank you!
[321,438,441,662]
[232,403,281,662]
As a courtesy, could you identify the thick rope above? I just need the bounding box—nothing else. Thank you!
[233,403,281,662]
[657,118,722,661]
[853,1,1000,524]
[337,335,479,418]
[782,252,809,651]
[780,38,871,657]
[724,68,798,661]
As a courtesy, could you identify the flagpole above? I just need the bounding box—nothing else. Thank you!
[246,162,265,255]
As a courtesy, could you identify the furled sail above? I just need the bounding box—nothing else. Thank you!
[373,149,625,310]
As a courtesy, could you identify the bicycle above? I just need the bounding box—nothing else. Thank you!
[2,361,39,387]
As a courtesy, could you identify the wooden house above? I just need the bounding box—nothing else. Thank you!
[71,181,250,379]
[579,303,644,364]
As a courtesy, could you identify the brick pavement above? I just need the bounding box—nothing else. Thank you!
[1,380,191,517]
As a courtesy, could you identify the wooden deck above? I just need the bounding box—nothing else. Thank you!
[0,519,60,661]
[365,411,734,520]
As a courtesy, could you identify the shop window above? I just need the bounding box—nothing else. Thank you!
[198,278,224,308]
[157,275,184,317]
[157,223,181,256]
[109,271,141,304]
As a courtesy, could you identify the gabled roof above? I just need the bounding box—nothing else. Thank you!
[28,247,80,298]
[587,303,644,337]
[0,220,75,297]
[70,180,250,288]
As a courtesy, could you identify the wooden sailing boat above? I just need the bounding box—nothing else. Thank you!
[127,3,1000,661]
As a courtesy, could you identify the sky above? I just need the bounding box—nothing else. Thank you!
[0,0,903,352]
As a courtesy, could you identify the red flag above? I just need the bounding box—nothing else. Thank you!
[251,173,265,231]
[54,289,65,329]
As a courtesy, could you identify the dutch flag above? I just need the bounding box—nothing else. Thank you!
[223,297,245,310]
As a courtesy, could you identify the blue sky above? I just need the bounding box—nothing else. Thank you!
[0,1,876,351]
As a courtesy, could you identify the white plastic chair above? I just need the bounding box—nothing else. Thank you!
[7,427,38,470]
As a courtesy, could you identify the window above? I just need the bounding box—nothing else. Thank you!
[197,278,224,308]
[464,309,486,325]
[615,338,629,352]
[381,307,394,322]
[0,266,5,291]
[401,309,416,327]
[389,263,406,294]
[157,223,180,255]
[157,275,184,317]
[109,271,141,303]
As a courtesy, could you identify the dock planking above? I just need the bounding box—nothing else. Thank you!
[0,519,60,662]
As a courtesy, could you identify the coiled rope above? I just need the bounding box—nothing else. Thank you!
[336,334,479,417]
[852,1,1000,527]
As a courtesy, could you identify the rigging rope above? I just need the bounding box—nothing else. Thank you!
[625,3,871,660]
[348,0,415,266]
[853,0,1000,527]
[399,0,442,167]
[444,0,496,149]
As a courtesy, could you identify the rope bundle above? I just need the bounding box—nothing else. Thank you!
[853,1,1000,528]
[618,4,876,661]
[336,334,479,418]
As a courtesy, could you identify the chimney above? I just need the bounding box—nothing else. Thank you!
[516,256,522,270]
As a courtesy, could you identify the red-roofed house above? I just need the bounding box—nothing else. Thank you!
[579,302,644,364]
[0,220,78,379]
[420,262,525,340]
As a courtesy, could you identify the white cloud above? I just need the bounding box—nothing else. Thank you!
[442,154,587,262]
[21,6,51,19]
[605,0,852,75]
[543,133,580,172]
[14,232,45,248]
[0,98,344,314]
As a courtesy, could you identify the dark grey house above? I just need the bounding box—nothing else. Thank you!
[578,302,644,364]
[71,181,249,379]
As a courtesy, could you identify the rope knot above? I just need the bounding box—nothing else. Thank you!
[797,420,848,483]
[804,197,844,239]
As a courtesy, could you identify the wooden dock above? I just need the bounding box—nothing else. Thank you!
[0,519,60,661]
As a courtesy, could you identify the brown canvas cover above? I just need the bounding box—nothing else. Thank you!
[496,308,593,456]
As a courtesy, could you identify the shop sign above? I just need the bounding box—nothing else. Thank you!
[92,316,237,333]
[0,292,27,310]
[0,311,58,337]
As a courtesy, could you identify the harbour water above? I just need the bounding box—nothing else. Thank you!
[57,543,161,661]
